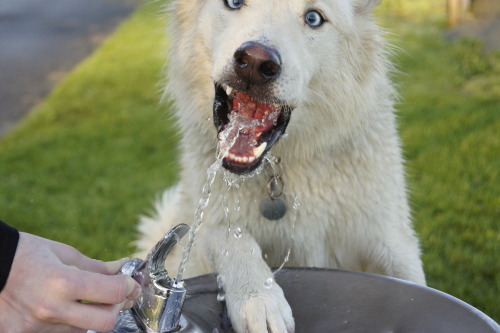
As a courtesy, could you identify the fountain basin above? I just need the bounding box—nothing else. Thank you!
[181,268,498,333]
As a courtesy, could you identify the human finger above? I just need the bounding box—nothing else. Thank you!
[75,256,130,275]
[120,298,135,311]
[102,257,131,275]
[55,301,122,332]
[47,240,110,274]
[50,240,129,275]
[72,270,141,305]
[40,325,87,333]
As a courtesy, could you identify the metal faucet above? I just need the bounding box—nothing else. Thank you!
[89,224,190,333]
[129,223,189,333]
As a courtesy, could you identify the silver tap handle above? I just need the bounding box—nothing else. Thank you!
[129,224,190,333]
[86,224,190,333]
[143,224,189,279]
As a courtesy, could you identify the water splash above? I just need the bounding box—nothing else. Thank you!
[176,110,249,281]
[218,111,262,160]
[175,111,299,282]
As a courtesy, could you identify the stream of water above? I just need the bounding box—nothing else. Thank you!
[176,112,246,281]
[175,113,300,284]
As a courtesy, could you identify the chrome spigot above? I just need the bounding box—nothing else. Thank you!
[120,224,190,333]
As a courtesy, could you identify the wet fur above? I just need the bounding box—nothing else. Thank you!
[135,0,426,332]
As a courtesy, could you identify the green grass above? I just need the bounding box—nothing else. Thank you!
[0,0,498,322]
[378,0,447,21]
[390,24,500,321]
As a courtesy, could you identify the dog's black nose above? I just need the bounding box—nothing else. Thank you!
[233,41,281,85]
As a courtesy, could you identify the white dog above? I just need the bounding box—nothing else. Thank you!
[135,0,426,332]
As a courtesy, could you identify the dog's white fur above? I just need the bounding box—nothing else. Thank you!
[135,0,426,332]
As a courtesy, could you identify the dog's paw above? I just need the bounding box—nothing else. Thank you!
[226,281,294,333]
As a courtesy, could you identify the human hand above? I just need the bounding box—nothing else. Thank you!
[0,232,141,333]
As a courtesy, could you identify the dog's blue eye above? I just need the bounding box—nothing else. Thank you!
[305,10,324,28]
[224,0,243,10]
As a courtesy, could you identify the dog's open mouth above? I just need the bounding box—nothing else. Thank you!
[213,84,292,174]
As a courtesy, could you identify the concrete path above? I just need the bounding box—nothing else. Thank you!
[0,0,141,136]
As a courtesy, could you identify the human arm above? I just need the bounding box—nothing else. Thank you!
[0,220,19,292]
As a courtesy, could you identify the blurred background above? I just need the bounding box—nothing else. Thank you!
[0,0,140,135]
[0,0,498,322]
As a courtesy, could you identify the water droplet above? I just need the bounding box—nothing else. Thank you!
[234,227,242,239]
[292,195,301,210]
[217,275,226,301]
[221,249,229,256]
[206,116,211,121]
[263,277,274,289]
[217,275,224,288]
[217,292,226,302]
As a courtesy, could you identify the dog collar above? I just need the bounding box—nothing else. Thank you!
[260,157,287,220]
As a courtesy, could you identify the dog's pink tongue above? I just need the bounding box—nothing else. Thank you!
[225,93,279,157]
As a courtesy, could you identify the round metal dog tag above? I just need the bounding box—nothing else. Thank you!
[260,196,287,220]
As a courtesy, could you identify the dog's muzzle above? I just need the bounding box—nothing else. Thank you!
[213,42,293,174]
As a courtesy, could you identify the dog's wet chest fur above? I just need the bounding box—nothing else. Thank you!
[203,170,339,266]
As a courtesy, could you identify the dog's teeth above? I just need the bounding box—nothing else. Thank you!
[225,86,233,96]
[252,142,267,158]
[226,151,260,164]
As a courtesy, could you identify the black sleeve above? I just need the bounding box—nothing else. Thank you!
[0,220,20,292]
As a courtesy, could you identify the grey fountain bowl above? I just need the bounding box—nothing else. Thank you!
[182,268,499,333]
[112,268,499,333]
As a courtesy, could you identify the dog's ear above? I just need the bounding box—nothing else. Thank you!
[354,0,382,15]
